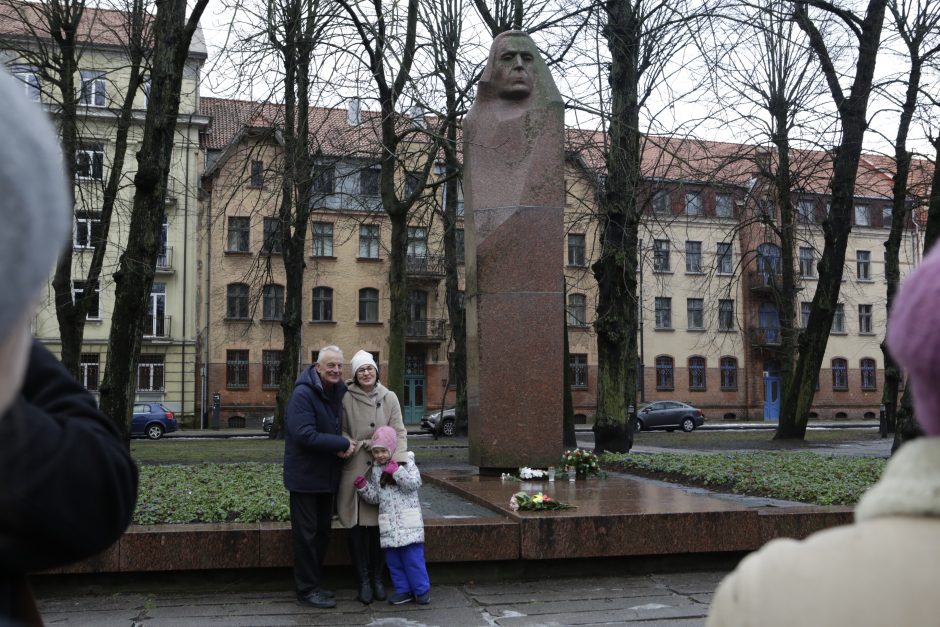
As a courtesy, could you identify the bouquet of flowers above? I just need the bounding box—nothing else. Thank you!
[561,448,600,478]
[509,491,575,512]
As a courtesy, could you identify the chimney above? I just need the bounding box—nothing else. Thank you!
[347,98,361,126]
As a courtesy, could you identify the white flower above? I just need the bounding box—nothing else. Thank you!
[519,467,546,479]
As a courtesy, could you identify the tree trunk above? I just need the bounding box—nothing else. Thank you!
[592,0,641,454]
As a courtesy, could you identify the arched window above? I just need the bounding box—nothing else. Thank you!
[262,284,284,320]
[860,358,876,390]
[688,356,706,390]
[720,357,738,391]
[226,283,249,319]
[832,358,848,390]
[359,288,379,322]
[757,242,782,284]
[312,287,333,321]
[567,293,587,327]
[655,356,674,391]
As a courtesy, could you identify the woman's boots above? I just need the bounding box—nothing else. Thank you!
[368,527,387,601]
[348,527,373,604]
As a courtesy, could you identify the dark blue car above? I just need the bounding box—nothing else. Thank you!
[132,402,178,440]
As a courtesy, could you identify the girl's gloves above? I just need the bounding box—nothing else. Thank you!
[383,460,399,475]
[353,475,367,489]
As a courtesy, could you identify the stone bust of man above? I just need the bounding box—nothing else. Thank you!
[463,30,564,210]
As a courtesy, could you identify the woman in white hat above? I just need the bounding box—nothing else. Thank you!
[338,350,407,604]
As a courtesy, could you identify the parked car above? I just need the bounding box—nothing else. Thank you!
[261,415,274,433]
[421,407,456,437]
[635,401,705,433]
[131,402,178,440]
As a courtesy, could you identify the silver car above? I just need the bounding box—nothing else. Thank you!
[635,401,705,433]
[421,407,456,436]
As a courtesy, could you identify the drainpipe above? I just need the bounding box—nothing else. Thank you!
[182,115,192,427]
[202,175,212,430]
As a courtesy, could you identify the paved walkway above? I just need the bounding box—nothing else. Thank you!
[35,569,728,626]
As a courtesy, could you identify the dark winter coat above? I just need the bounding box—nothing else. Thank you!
[282,365,350,494]
[0,341,139,625]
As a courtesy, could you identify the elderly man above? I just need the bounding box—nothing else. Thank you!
[283,346,355,609]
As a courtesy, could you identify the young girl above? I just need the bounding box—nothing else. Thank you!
[353,426,431,605]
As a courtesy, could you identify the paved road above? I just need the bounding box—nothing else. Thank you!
[35,569,729,626]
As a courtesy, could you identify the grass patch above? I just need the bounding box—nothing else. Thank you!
[602,451,885,506]
[635,428,882,451]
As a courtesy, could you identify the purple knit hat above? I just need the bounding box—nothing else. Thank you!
[887,245,940,436]
[371,426,398,456]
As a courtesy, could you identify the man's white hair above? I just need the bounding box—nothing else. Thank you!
[317,345,343,364]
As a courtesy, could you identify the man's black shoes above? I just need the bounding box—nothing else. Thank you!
[297,590,337,609]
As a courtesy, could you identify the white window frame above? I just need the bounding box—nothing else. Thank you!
[715,193,733,218]
[12,65,40,102]
[80,70,106,107]
[71,280,101,320]
[76,142,105,181]
[857,251,871,280]
[855,204,871,226]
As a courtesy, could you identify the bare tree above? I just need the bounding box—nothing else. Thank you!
[776,0,888,439]
[99,0,210,438]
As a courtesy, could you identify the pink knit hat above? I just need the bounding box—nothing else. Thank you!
[371,426,398,456]
[887,245,940,436]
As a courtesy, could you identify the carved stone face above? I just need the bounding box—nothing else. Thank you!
[492,36,535,100]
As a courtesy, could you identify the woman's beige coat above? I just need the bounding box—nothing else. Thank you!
[337,380,407,528]
[706,437,940,627]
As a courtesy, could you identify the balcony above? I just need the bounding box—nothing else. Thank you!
[155,247,174,273]
[406,318,446,342]
[748,325,782,348]
[406,254,445,279]
[747,270,782,292]
[143,314,171,339]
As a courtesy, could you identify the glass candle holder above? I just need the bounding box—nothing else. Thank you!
[547,466,556,482]
[567,466,576,482]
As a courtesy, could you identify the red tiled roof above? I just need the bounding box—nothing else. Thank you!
[0,1,153,48]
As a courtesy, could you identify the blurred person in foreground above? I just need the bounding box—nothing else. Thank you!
[706,244,940,627]
[0,69,138,625]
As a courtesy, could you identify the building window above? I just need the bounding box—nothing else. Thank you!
[858,304,873,334]
[882,206,893,229]
[226,283,249,319]
[76,142,104,180]
[313,163,335,194]
[857,250,871,280]
[360,167,381,195]
[12,65,40,101]
[718,299,734,331]
[226,350,249,389]
[653,239,670,272]
[652,189,671,215]
[71,281,100,319]
[855,204,871,226]
[567,293,587,327]
[569,354,588,388]
[227,217,250,252]
[655,297,672,329]
[688,356,706,390]
[799,247,816,278]
[407,226,428,258]
[262,217,282,254]
[798,199,815,223]
[312,286,333,321]
[715,193,733,218]
[359,288,379,322]
[359,224,380,258]
[404,172,420,197]
[79,70,106,106]
[137,354,164,391]
[861,358,876,390]
[655,356,674,390]
[249,159,263,187]
[262,350,282,389]
[685,192,703,216]
[312,222,333,257]
[685,241,702,273]
[262,284,284,321]
[74,211,102,249]
[568,233,586,266]
[456,228,465,264]
[801,301,812,328]
[716,242,733,274]
[80,353,99,391]
[687,298,704,330]
[720,357,737,390]
[832,358,848,390]
[832,303,845,333]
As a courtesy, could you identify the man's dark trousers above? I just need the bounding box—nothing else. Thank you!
[290,491,333,595]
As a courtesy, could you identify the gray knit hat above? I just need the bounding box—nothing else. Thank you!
[0,69,70,340]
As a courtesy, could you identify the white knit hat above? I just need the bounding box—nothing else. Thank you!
[0,69,70,341]
[350,350,378,376]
